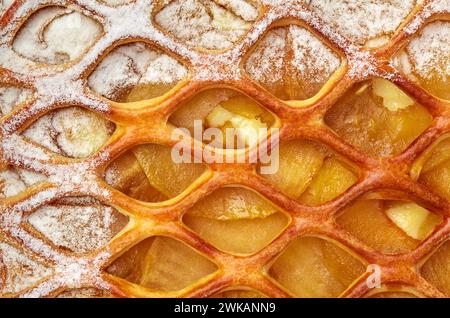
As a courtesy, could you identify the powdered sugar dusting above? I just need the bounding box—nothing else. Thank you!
[0,166,46,198]
[406,21,450,80]
[155,0,258,50]
[309,0,416,45]
[0,242,52,294]
[245,25,340,99]
[23,107,114,159]
[88,42,187,101]
[27,202,128,253]
[13,6,102,65]
[0,86,33,117]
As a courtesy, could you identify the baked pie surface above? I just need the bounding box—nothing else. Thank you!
[0,0,449,298]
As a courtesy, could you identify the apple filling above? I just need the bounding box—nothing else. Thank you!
[420,241,450,296]
[259,140,358,205]
[325,78,432,157]
[107,236,217,292]
[269,237,366,298]
[416,138,450,200]
[105,144,206,202]
[170,88,275,149]
[337,199,441,254]
[183,187,289,255]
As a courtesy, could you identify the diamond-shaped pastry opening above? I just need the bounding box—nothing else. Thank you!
[211,289,266,298]
[0,165,46,199]
[392,21,450,100]
[420,240,450,296]
[25,197,129,254]
[337,196,442,254]
[0,86,33,117]
[107,236,218,292]
[269,236,366,298]
[258,139,359,206]
[56,288,113,298]
[22,107,115,159]
[183,187,289,255]
[12,6,103,65]
[308,0,416,46]
[0,242,52,295]
[414,137,450,200]
[245,24,341,101]
[169,88,277,150]
[325,78,432,157]
[154,0,259,51]
[105,144,207,202]
[88,42,188,103]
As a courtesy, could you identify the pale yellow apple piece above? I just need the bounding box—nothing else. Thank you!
[300,158,357,205]
[183,212,288,255]
[385,202,441,240]
[420,241,450,296]
[187,187,277,220]
[337,200,419,254]
[107,237,217,291]
[169,89,235,131]
[325,80,432,156]
[132,144,205,198]
[105,152,168,202]
[269,237,365,298]
[421,139,450,174]
[261,140,325,198]
[420,162,450,200]
[372,78,414,111]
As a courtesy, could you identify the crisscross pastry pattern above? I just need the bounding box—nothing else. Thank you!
[0,0,449,298]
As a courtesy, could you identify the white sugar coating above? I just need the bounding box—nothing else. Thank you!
[0,167,46,198]
[12,7,102,65]
[0,242,52,294]
[0,169,26,198]
[214,0,259,21]
[309,0,417,44]
[57,287,111,298]
[88,42,187,100]
[27,203,127,253]
[100,0,132,6]
[23,107,114,159]
[155,0,257,50]
[406,21,450,80]
[245,25,340,92]
[16,168,47,186]
[0,86,33,117]
[246,28,285,84]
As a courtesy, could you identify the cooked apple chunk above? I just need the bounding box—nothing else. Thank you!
[183,187,289,255]
[105,144,206,202]
[325,79,432,157]
[337,199,440,254]
[269,237,365,297]
[170,89,275,149]
[259,140,358,205]
[107,237,217,292]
